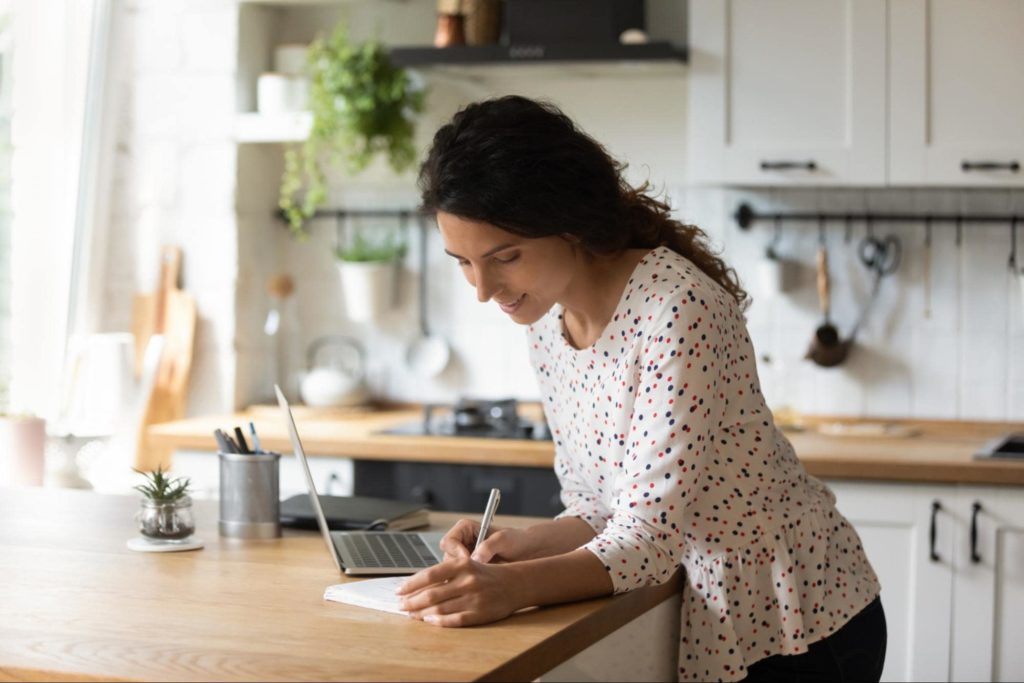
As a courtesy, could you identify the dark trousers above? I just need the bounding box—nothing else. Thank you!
[742,596,887,682]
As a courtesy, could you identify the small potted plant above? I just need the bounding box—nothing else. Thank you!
[278,24,427,239]
[133,466,195,541]
[335,230,406,322]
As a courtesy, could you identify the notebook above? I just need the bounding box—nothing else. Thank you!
[279,494,429,531]
[275,385,446,575]
[324,576,408,615]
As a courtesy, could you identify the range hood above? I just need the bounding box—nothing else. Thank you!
[389,41,687,67]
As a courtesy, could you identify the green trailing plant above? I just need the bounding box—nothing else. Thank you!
[133,466,191,503]
[335,231,406,263]
[279,26,427,239]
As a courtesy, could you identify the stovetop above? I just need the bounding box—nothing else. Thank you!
[379,398,552,441]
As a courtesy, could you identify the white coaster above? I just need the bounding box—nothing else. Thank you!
[127,536,204,553]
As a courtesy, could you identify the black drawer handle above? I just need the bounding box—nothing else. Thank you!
[970,501,982,564]
[961,160,1020,172]
[760,160,818,171]
[930,500,942,562]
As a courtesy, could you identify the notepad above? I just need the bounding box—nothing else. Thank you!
[324,576,409,616]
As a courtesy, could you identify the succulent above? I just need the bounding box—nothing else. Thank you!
[133,466,191,503]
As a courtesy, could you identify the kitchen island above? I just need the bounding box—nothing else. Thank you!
[0,487,682,682]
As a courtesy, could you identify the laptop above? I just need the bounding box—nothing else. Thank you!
[275,385,445,575]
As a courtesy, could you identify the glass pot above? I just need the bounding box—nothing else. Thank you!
[136,496,195,540]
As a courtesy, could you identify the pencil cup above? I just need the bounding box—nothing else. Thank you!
[218,451,282,539]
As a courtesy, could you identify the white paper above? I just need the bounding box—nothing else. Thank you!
[324,576,409,616]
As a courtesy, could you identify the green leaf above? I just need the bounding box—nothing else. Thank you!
[278,23,428,238]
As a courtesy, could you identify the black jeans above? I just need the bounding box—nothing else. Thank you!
[742,596,887,683]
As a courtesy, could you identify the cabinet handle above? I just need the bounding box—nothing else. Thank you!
[929,500,942,562]
[961,160,1020,173]
[970,501,983,564]
[760,160,818,172]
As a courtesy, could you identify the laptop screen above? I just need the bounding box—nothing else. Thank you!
[275,384,344,573]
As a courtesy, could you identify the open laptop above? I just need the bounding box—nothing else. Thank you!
[275,385,445,575]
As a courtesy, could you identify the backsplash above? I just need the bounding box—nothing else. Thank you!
[254,183,1024,422]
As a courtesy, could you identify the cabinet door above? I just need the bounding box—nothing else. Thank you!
[687,0,886,185]
[950,486,1024,682]
[889,1,1024,186]
[828,480,955,682]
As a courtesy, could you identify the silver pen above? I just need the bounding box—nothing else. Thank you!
[474,488,502,556]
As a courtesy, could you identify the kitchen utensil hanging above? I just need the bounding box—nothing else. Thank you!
[405,217,451,378]
[805,218,850,367]
[923,219,933,319]
[848,229,902,340]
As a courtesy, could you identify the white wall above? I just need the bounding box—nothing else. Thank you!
[100,0,1024,423]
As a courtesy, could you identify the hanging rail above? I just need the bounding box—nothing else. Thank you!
[275,208,426,221]
[733,202,1022,230]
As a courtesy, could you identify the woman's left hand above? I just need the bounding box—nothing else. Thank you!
[396,557,525,627]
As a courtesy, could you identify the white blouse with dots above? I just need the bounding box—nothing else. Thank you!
[526,247,881,682]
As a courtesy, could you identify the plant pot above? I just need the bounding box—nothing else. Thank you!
[336,260,398,322]
[0,415,46,486]
[137,496,196,541]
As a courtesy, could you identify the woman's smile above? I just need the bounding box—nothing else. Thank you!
[497,294,525,314]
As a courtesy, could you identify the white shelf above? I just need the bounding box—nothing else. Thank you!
[234,111,311,143]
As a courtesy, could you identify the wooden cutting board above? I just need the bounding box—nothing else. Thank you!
[133,246,196,471]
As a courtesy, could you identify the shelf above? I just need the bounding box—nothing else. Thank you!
[235,111,311,144]
[389,41,687,68]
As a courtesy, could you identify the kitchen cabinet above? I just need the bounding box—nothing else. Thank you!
[687,0,887,186]
[888,0,1024,186]
[688,0,1024,187]
[828,479,1024,682]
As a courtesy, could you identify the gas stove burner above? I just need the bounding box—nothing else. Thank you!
[449,398,520,429]
[377,397,551,441]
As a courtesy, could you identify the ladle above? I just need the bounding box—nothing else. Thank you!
[806,219,849,367]
[405,218,451,378]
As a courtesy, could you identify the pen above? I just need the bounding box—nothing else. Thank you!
[234,426,251,454]
[473,488,501,556]
[248,421,262,453]
[213,429,234,454]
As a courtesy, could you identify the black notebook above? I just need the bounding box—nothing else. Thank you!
[279,494,430,531]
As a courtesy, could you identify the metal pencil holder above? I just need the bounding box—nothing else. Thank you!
[218,451,281,539]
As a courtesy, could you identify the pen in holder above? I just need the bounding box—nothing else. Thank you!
[218,451,282,539]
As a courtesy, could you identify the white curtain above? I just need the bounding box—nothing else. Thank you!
[10,0,116,419]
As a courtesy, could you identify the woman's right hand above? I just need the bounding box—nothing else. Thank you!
[439,519,534,563]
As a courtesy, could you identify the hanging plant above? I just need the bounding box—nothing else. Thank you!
[279,26,427,238]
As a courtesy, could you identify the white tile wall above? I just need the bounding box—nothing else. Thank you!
[100,1,1024,423]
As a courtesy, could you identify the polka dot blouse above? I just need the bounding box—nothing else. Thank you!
[526,247,881,682]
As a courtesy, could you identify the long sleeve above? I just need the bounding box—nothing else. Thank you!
[580,300,727,593]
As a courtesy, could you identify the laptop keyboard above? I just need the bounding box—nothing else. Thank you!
[335,532,437,569]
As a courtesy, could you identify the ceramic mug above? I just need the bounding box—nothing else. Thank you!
[257,73,309,114]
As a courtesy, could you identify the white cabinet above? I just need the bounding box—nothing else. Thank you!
[688,0,1024,187]
[828,481,953,682]
[828,480,1024,683]
[687,0,887,186]
[888,0,1024,187]
[950,486,1024,681]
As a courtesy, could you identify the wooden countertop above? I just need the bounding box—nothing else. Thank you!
[148,405,1024,486]
[0,487,680,682]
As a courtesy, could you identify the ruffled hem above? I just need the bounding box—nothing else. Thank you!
[676,502,881,682]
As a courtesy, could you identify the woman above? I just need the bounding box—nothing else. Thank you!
[396,95,886,682]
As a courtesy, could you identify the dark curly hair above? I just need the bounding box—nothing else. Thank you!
[417,95,749,310]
